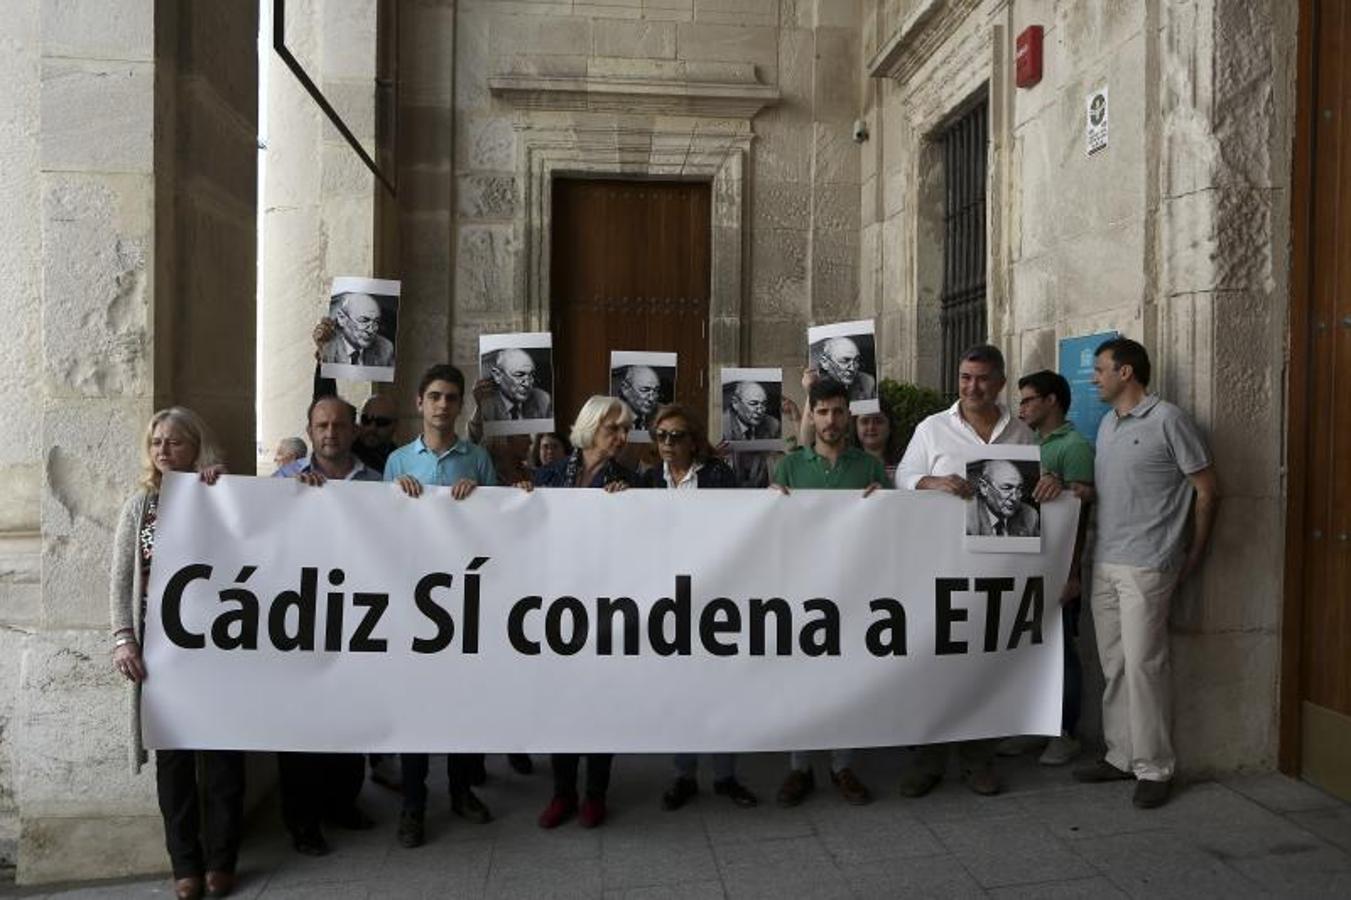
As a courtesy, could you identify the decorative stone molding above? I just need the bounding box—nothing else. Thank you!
[867,0,983,83]
[490,57,779,119]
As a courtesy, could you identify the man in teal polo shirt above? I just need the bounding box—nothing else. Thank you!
[1010,369,1096,767]
[770,379,887,809]
[382,363,497,849]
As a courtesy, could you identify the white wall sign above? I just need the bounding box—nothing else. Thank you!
[1087,86,1109,155]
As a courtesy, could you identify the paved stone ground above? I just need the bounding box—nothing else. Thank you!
[12,749,1351,898]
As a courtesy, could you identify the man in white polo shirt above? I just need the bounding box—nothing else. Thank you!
[1073,337,1219,809]
[895,344,1059,797]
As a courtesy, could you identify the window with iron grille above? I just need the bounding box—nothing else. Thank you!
[939,98,989,395]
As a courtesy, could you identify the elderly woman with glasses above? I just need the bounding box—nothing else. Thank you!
[518,396,639,829]
[110,407,239,900]
[637,404,757,810]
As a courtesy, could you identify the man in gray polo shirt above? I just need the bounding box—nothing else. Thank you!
[1073,338,1220,809]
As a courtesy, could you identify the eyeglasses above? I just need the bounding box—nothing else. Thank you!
[361,415,395,427]
[653,429,689,444]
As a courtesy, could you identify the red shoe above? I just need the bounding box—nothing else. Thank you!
[537,794,577,829]
[578,794,607,828]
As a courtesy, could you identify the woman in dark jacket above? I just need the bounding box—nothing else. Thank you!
[521,396,638,829]
[639,403,738,490]
[639,404,757,810]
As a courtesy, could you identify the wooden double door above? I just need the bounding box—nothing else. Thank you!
[550,178,711,429]
[1287,0,1351,797]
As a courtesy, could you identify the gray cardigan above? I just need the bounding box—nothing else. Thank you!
[109,489,151,773]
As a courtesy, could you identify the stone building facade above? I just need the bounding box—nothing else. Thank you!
[0,0,1310,885]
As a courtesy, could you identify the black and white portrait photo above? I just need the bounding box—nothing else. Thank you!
[807,319,879,414]
[720,367,783,451]
[318,277,401,383]
[478,332,555,437]
[963,446,1043,553]
[610,351,676,440]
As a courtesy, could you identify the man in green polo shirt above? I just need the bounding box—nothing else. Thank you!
[1006,369,1095,767]
[770,379,887,809]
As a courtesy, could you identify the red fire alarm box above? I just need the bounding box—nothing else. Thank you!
[1016,26,1043,88]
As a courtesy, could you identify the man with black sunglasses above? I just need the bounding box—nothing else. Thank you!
[355,394,399,472]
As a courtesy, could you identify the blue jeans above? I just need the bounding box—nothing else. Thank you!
[1064,597,1083,736]
[674,753,736,781]
[789,749,854,773]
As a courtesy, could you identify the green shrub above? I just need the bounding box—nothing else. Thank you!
[879,378,951,453]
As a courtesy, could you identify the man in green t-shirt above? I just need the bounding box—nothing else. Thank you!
[770,379,887,809]
[1007,369,1096,767]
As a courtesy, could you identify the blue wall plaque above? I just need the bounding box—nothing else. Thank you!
[1058,331,1117,447]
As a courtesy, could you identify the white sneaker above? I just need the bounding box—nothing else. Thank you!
[1039,734,1081,766]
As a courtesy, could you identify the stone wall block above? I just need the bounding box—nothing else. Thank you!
[180,88,258,205]
[178,0,259,115]
[458,115,517,173]
[813,122,860,187]
[39,60,153,173]
[454,9,490,111]
[577,0,644,20]
[321,143,380,197]
[41,174,152,401]
[456,174,518,220]
[1170,631,1277,775]
[754,179,810,228]
[1211,0,1275,189]
[776,26,814,104]
[1053,0,1145,85]
[39,0,153,60]
[0,532,41,627]
[811,27,860,123]
[676,23,777,76]
[593,18,677,58]
[403,2,455,106]
[643,0,695,22]
[319,0,378,82]
[1017,326,1057,376]
[319,81,377,146]
[693,0,777,27]
[15,630,163,883]
[321,195,376,277]
[489,15,591,58]
[168,206,257,397]
[750,228,809,319]
[812,183,859,232]
[455,225,518,314]
[1172,496,1282,635]
[746,318,809,374]
[753,114,812,184]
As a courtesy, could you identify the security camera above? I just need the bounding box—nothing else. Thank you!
[851,119,869,143]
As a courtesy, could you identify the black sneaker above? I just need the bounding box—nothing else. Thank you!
[451,789,493,824]
[661,776,699,811]
[1133,779,1171,809]
[713,777,758,808]
[396,809,425,848]
[291,825,330,857]
[776,768,815,807]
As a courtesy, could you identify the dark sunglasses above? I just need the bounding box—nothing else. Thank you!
[361,415,395,427]
[653,428,690,444]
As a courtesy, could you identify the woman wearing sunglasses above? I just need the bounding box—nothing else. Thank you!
[640,404,757,809]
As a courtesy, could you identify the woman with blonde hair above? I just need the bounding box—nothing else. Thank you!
[520,396,638,829]
[109,407,241,900]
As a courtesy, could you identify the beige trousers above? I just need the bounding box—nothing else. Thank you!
[1091,562,1179,782]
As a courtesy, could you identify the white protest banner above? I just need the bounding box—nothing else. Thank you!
[142,474,1076,754]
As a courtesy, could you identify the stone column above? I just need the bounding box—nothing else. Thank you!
[18,0,161,883]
